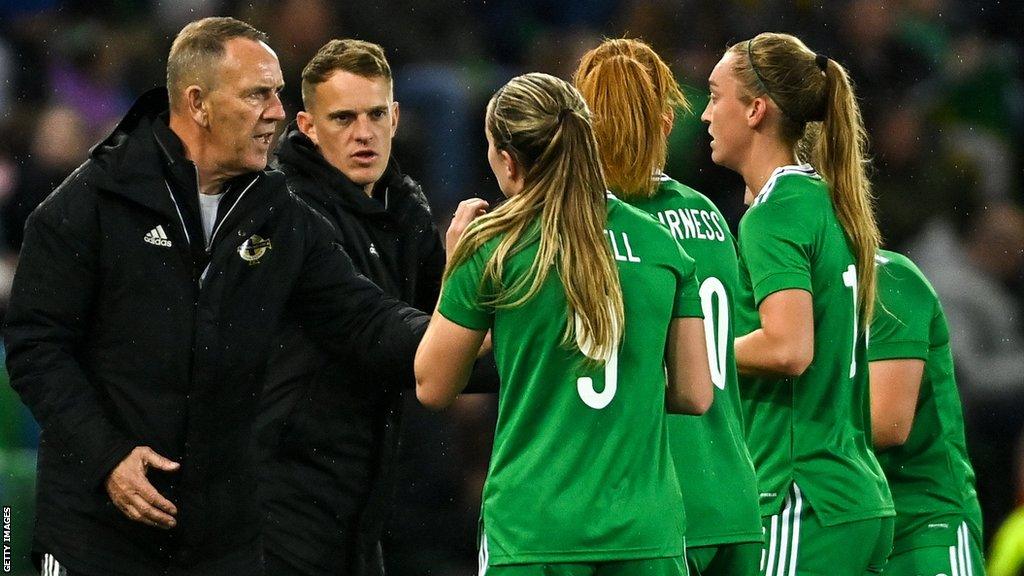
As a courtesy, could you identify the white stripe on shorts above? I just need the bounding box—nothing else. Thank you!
[41,554,65,576]
[761,484,802,576]
[477,531,490,576]
[946,521,980,576]
[958,522,967,576]
[776,490,792,576]
[961,522,975,576]
[683,537,690,576]
[949,535,961,576]
[760,525,768,572]
[788,484,803,576]
[765,513,779,575]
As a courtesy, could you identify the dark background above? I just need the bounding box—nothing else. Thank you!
[0,1,1021,574]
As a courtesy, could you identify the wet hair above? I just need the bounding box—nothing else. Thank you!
[166,17,268,111]
[728,32,880,325]
[301,39,393,110]
[574,38,688,198]
[446,73,623,364]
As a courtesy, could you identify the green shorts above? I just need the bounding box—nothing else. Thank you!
[483,556,687,576]
[886,521,985,576]
[759,484,895,576]
[686,542,761,576]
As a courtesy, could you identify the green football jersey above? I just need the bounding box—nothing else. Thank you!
[438,196,703,565]
[734,164,893,525]
[625,174,762,547]
[869,249,983,553]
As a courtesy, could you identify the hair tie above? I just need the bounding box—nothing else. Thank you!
[558,107,573,122]
[814,53,829,72]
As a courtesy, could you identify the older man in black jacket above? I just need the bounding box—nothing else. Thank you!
[4,18,427,576]
[257,39,446,576]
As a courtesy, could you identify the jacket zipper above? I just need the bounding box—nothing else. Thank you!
[206,175,259,253]
[162,171,203,531]
[165,180,193,248]
[196,175,259,286]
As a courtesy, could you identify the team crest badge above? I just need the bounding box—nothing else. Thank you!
[238,234,272,264]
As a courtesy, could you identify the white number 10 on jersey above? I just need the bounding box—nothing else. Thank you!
[700,277,729,391]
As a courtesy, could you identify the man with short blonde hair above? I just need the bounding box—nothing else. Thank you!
[259,38,446,576]
[300,39,392,108]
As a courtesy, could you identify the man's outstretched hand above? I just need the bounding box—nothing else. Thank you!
[105,446,180,529]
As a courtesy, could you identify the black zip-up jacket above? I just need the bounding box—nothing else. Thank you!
[257,124,444,575]
[3,89,428,576]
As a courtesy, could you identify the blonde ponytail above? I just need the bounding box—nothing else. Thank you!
[728,33,880,324]
[446,73,624,363]
[813,58,880,325]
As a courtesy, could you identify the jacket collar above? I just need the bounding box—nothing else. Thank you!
[85,88,180,215]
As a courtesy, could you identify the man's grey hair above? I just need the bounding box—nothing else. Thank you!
[166,17,268,110]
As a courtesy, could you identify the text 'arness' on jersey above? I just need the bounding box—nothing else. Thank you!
[655,208,727,243]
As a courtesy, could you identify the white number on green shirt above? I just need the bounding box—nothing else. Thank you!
[699,277,728,390]
[842,264,858,378]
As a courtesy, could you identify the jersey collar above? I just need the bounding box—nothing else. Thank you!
[752,163,820,205]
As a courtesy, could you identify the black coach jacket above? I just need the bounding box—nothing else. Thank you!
[3,89,427,576]
[257,124,444,575]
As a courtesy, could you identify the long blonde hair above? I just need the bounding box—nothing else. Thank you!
[574,38,689,199]
[446,73,624,363]
[728,32,880,325]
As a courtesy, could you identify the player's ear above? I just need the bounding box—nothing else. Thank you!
[297,111,318,146]
[747,96,768,129]
[502,149,520,183]
[185,85,208,127]
[390,101,400,137]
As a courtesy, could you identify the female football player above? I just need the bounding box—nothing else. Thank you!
[702,33,894,575]
[870,249,985,575]
[574,38,762,576]
[415,72,712,576]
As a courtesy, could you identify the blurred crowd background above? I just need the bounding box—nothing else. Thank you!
[0,0,1022,574]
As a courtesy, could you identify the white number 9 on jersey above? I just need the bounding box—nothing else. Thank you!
[577,351,618,409]
[575,310,620,409]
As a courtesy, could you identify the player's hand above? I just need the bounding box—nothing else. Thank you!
[446,198,490,257]
[105,446,180,529]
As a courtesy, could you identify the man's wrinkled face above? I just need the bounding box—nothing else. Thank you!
[299,71,398,195]
[204,37,286,178]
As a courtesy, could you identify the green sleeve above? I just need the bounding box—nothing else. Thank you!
[868,261,931,361]
[738,193,815,306]
[437,247,494,331]
[672,242,703,318]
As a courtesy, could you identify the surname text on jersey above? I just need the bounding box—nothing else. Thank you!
[656,208,727,243]
[605,230,641,262]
